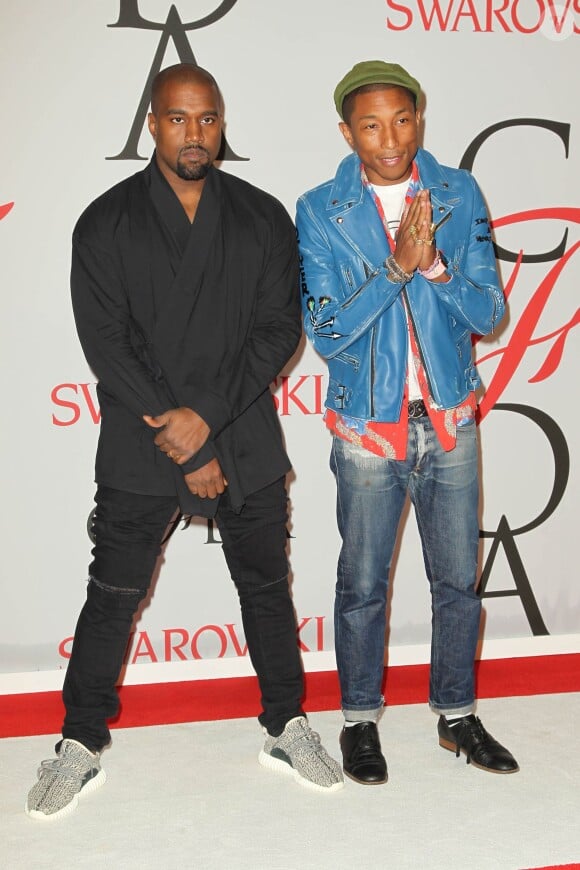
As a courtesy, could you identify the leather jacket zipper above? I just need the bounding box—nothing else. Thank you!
[341,270,377,309]
[370,326,376,417]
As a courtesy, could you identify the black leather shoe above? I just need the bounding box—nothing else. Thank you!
[340,722,388,784]
[438,715,519,773]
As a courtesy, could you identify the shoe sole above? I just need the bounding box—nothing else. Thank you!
[258,750,344,793]
[438,738,519,774]
[25,769,107,821]
[343,769,388,785]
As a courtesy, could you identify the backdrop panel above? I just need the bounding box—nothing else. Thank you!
[1,0,578,688]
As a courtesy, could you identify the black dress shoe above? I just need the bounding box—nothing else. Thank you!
[340,722,388,785]
[438,715,519,774]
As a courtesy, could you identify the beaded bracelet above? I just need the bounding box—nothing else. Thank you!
[418,250,447,280]
[385,253,413,284]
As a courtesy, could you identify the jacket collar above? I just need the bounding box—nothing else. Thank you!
[326,147,458,212]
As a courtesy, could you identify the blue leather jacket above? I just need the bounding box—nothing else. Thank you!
[296,148,505,419]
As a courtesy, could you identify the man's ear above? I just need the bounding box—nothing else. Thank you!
[147,112,157,141]
[339,121,354,151]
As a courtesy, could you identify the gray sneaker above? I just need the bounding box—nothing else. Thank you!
[259,716,344,793]
[25,739,106,821]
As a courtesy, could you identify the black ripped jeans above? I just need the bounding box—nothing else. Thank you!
[62,478,304,751]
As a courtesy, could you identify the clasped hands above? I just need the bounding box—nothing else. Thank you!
[394,189,437,276]
[143,407,227,499]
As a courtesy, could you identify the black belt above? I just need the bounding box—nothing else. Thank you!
[408,399,427,418]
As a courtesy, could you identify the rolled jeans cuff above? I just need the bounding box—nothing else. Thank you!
[429,700,474,717]
[342,700,384,724]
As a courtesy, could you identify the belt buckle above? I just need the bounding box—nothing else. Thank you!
[408,399,425,419]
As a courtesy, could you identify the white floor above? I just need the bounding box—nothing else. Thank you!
[2,694,580,870]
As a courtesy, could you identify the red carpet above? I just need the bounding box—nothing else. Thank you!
[524,865,580,869]
[2,653,579,739]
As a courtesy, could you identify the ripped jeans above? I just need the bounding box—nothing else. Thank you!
[62,479,304,751]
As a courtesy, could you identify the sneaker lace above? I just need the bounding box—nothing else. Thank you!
[289,722,325,756]
[38,753,88,782]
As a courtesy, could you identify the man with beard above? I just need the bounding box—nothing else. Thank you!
[26,63,343,821]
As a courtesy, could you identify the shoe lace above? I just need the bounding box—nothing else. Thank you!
[350,725,381,763]
[38,752,90,781]
[288,721,325,756]
[452,716,488,760]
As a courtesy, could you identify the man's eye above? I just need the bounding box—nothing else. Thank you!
[201,117,215,125]
[171,117,184,124]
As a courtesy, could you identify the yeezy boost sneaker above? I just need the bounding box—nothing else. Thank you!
[26,738,106,821]
[259,716,344,793]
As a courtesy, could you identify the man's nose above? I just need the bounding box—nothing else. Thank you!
[185,119,204,143]
[381,127,397,150]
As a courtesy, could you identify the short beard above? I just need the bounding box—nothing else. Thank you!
[176,147,211,181]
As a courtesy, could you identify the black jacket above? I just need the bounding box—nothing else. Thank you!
[71,158,301,515]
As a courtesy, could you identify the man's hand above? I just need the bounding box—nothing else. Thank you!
[395,189,437,275]
[143,407,210,464]
[184,458,227,499]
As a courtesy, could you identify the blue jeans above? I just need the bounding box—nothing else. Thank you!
[330,418,481,721]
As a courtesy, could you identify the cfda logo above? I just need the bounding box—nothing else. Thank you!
[106,1,246,162]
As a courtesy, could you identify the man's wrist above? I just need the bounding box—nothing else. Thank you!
[385,253,413,284]
[418,249,447,280]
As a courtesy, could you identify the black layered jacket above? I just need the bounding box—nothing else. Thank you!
[71,158,301,515]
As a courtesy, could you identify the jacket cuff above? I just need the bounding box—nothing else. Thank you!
[180,387,231,437]
[179,441,217,475]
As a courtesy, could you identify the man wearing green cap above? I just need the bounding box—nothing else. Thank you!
[296,60,518,784]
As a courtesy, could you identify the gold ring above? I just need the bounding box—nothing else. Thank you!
[409,224,418,238]
[414,239,424,246]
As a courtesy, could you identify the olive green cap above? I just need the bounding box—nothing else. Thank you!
[334,60,421,119]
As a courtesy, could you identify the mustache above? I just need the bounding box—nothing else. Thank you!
[179,144,210,159]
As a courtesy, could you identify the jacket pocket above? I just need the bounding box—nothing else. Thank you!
[340,263,355,290]
[336,351,360,371]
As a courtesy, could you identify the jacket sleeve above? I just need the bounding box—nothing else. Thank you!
[296,194,405,359]
[179,209,302,438]
[70,232,172,419]
[416,172,505,336]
